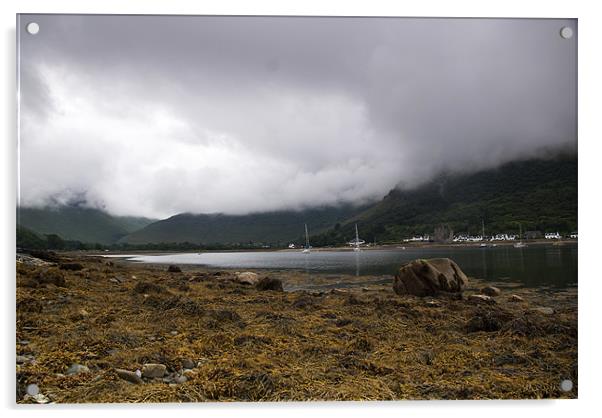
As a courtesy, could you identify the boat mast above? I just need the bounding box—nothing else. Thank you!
[305,223,310,249]
[355,224,359,249]
[481,219,485,238]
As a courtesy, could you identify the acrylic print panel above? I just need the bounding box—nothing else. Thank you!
[16,15,577,403]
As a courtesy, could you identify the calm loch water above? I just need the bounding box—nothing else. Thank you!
[112,243,577,289]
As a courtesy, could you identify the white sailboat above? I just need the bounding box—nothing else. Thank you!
[302,223,311,253]
[480,219,487,247]
[352,223,365,252]
[514,223,527,248]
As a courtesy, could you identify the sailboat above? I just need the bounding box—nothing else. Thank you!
[302,223,311,253]
[514,223,527,248]
[352,223,365,252]
[480,219,488,247]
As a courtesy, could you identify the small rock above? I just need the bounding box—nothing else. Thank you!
[16,355,31,364]
[109,278,121,284]
[115,368,143,384]
[182,358,195,369]
[468,294,495,304]
[142,363,167,378]
[510,294,524,302]
[533,307,554,315]
[235,271,259,285]
[170,330,178,336]
[32,393,51,404]
[66,364,90,375]
[167,265,182,273]
[174,375,187,384]
[481,286,501,297]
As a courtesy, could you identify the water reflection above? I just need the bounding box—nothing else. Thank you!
[123,243,578,288]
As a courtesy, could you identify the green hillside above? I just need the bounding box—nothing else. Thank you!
[17,206,157,245]
[311,155,577,246]
[120,205,365,245]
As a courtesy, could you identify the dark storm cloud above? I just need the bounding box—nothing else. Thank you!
[18,15,577,218]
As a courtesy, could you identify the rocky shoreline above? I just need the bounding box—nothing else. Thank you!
[16,252,577,402]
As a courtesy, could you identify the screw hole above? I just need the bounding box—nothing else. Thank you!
[560,27,573,39]
[26,22,40,35]
[560,379,573,392]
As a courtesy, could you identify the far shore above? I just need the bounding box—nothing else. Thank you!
[76,238,577,258]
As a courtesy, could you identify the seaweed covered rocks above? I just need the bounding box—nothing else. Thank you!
[393,258,468,297]
[255,277,284,292]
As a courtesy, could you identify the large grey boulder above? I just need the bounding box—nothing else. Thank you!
[393,258,468,297]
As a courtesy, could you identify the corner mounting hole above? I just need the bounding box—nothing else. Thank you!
[26,22,40,35]
[560,26,573,39]
[560,379,573,392]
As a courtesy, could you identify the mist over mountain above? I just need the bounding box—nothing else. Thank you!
[311,154,577,246]
[17,154,577,247]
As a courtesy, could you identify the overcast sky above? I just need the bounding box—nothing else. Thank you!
[18,15,577,219]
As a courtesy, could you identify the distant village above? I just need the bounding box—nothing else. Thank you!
[403,231,577,243]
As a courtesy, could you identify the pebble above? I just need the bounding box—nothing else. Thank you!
[66,363,90,375]
[182,358,195,369]
[16,355,31,364]
[115,368,143,384]
[468,294,495,303]
[142,363,167,378]
[510,294,524,302]
[174,375,187,384]
[31,393,51,404]
[170,331,178,336]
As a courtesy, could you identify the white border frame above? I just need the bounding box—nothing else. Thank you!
[2,1,599,417]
